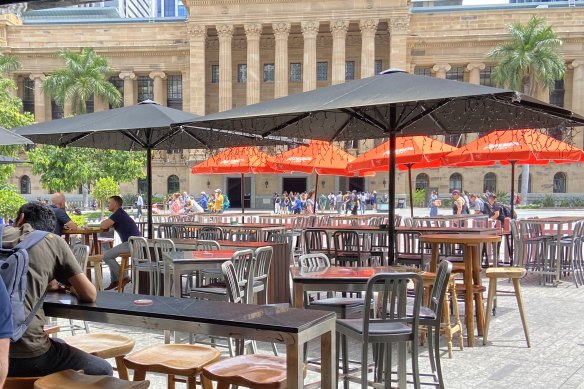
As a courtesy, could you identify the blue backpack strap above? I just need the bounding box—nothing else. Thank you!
[0,224,4,248]
[15,230,50,251]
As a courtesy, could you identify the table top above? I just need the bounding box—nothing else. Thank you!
[167,249,237,261]
[44,292,335,334]
[171,238,279,249]
[420,233,502,244]
[161,222,284,228]
[290,265,422,283]
[523,216,584,223]
[62,228,104,235]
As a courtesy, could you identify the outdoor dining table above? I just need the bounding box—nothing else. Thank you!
[161,222,286,241]
[43,291,336,388]
[62,228,103,255]
[419,233,502,347]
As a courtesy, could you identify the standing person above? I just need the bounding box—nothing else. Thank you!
[136,192,144,218]
[451,190,466,215]
[214,189,224,213]
[198,191,208,211]
[305,191,315,214]
[318,193,327,214]
[335,191,343,215]
[0,277,12,387]
[49,193,77,236]
[4,202,109,378]
[274,193,281,214]
[371,190,378,210]
[469,193,486,215]
[487,194,505,224]
[170,193,182,215]
[100,196,141,291]
[429,190,439,216]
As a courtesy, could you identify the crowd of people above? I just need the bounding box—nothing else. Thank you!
[429,189,518,224]
[271,190,378,215]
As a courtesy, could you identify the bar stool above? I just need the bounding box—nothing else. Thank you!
[202,354,292,389]
[483,267,531,347]
[61,333,135,380]
[87,255,104,291]
[4,376,38,389]
[117,252,132,293]
[123,344,220,389]
[33,369,149,389]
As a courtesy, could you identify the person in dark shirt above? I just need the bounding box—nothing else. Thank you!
[100,196,141,291]
[487,194,504,224]
[50,193,77,236]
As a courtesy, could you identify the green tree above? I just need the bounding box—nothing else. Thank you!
[42,48,122,115]
[487,16,565,205]
[92,177,119,217]
[0,54,20,74]
[0,183,26,221]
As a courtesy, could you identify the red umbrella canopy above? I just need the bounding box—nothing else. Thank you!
[191,146,279,174]
[270,140,362,176]
[442,129,584,166]
[347,136,458,173]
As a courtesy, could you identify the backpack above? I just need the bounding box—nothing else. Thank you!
[0,225,49,341]
[499,203,517,219]
[222,194,230,210]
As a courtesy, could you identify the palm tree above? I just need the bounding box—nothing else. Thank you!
[0,55,21,74]
[42,47,122,115]
[487,16,565,206]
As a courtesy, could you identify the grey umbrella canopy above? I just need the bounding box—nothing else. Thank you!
[0,127,32,146]
[13,100,290,238]
[178,69,584,264]
[0,155,28,164]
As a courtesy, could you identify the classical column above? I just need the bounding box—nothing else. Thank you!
[273,22,291,98]
[29,73,46,123]
[63,101,73,117]
[466,63,485,85]
[301,20,319,92]
[217,24,234,112]
[149,71,167,105]
[330,19,349,85]
[119,71,136,107]
[570,60,584,115]
[244,23,262,105]
[432,63,451,79]
[93,94,109,112]
[389,16,410,71]
[360,19,378,78]
[188,24,207,115]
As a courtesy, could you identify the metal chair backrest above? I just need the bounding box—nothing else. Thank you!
[152,238,176,263]
[298,253,330,267]
[333,230,361,254]
[231,249,255,303]
[427,260,453,325]
[222,260,244,304]
[303,229,330,255]
[230,230,255,242]
[72,244,90,273]
[157,224,173,239]
[171,225,198,239]
[128,236,156,295]
[253,246,273,292]
[195,240,221,251]
[199,226,224,240]
[395,231,423,256]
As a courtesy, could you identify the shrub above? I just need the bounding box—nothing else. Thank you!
[542,194,555,208]
[0,188,26,221]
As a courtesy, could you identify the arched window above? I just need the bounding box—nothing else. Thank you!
[167,175,180,194]
[517,173,532,193]
[483,172,497,193]
[553,172,567,193]
[138,178,148,195]
[415,173,430,190]
[20,175,30,194]
[449,173,462,193]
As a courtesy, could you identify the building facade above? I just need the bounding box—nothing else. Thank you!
[2,0,584,207]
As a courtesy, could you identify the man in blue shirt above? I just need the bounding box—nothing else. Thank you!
[50,193,77,236]
[136,193,144,218]
[0,277,12,387]
[100,196,141,291]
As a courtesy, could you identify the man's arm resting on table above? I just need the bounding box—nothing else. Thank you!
[68,273,97,303]
[64,220,78,230]
[100,218,114,230]
[0,338,9,387]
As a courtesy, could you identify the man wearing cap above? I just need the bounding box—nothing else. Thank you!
[214,189,224,213]
[451,190,466,215]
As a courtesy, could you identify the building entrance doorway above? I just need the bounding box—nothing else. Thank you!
[282,177,307,194]
[349,177,365,192]
[227,176,251,208]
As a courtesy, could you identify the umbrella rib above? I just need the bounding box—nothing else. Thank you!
[181,127,214,150]
[330,116,353,140]
[398,99,452,130]
[260,113,311,137]
[341,108,386,132]
[59,132,92,147]
[120,130,148,149]
[151,127,183,148]
[495,96,584,126]
[419,103,449,133]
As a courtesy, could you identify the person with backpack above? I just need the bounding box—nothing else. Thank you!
[0,277,11,387]
[2,202,110,378]
[469,193,488,215]
[486,194,505,224]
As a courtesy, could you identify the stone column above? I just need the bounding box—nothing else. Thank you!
[330,19,349,85]
[63,101,73,117]
[217,24,234,112]
[149,71,167,105]
[119,71,136,107]
[188,24,207,115]
[301,20,319,92]
[93,94,109,112]
[29,73,46,123]
[244,23,262,105]
[389,16,409,71]
[432,63,451,79]
[273,22,291,98]
[360,18,378,78]
[466,63,485,85]
[570,60,584,115]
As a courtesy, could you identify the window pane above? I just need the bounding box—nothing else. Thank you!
[109,76,124,108]
[345,61,355,80]
[414,67,432,76]
[483,172,497,193]
[317,62,328,81]
[446,66,464,82]
[449,173,462,193]
[480,66,495,87]
[138,178,148,195]
[167,175,180,194]
[211,65,219,84]
[263,63,275,82]
[20,176,30,194]
[237,64,247,83]
[553,172,567,193]
[51,100,63,120]
[290,63,302,82]
[415,173,429,190]
[549,79,565,108]
[375,60,383,75]
[22,78,35,115]
[167,75,183,110]
[137,76,153,102]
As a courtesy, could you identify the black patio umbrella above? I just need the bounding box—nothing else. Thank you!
[0,127,32,146]
[13,100,291,238]
[176,69,584,264]
[0,155,28,164]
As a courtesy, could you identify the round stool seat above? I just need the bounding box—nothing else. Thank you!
[62,333,135,359]
[203,354,291,389]
[455,283,487,294]
[124,344,220,376]
[486,267,526,279]
[34,369,149,389]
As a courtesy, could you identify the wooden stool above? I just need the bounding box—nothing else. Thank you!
[4,377,38,389]
[202,354,292,389]
[33,369,149,389]
[42,324,60,336]
[117,252,132,293]
[62,333,135,380]
[124,344,220,389]
[484,267,531,347]
[87,255,104,291]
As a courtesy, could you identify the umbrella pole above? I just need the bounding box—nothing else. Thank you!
[241,173,245,223]
[407,164,414,219]
[146,147,153,239]
[510,160,516,217]
[314,172,319,214]
[388,126,397,266]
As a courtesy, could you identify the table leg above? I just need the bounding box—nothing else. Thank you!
[463,245,475,347]
[92,233,100,255]
[293,283,304,309]
[471,245,485,337]
[287,343,304,388]
[174,264,182,299]
[321,329,336,389]
[430,243,439,273]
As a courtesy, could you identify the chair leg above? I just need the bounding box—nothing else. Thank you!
[433,325,445,389]
[187,376,197,389]
[361,344,368,388]
[201,375,214,389]
[342,334,349,389]
[167,374,175,389]
[427,326,437,375]
[483,278,497,346]
[133,369,146,381]
[512,278,531,348]
[114,356,129,380]
[411,339,421,389]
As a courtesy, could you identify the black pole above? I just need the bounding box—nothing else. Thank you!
[241,173,245,222]
[407,164,414,219]
[510,160,516,217]
[146,147,153,239]
[313,172,319,214]
[387,105,397,265]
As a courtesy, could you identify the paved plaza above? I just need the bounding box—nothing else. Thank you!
[55,207,584,388]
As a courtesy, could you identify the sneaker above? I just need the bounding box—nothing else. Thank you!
[120,276,131,289]
[104,281,119,291]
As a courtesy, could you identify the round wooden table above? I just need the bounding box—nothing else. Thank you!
[420,233,501,347]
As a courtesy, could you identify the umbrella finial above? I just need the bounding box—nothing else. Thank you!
[379,68,407,75]
[138,99,159,105]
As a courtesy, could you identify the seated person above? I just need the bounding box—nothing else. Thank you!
[3,202,110,378]
[0,277,12,387]
[49,192,78,235]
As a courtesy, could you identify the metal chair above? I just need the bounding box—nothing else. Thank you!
[128,237,157,295]
[303,229,331,259]
[251,246,273,305]
[198,226,224,240]
[332,230,367,267]
[394,231,430,269]
[152,238,176,296]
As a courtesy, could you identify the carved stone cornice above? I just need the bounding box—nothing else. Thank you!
[119,71,136,80]
[359,19,379,34]
[187,24,207,39]
[272,21,291,38]
[389,16,410,33]
[244,23,262,40]
[215,24,234,39]
[301,20,320,39]
[149,71,167,80]
[330,19,350,37]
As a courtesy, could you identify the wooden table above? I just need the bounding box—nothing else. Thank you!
[44,292,336,389]
[159,222,286,242]
[62,228,103,255]
[420,233,501,347]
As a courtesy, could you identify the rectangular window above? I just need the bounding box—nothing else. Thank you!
[167,74,183,110]
[414,67,432,76]
[85,94,94,114]
[375,60,383,75]
[109,76,124,108]
[263,63,275,82]
[446,66,464,82]
[290,63,302,82]
[22,78,34,115]
[549,79,565,108]
[137,75,153,102]
[237,64,247,83]
[480,66,495,87]
[51,100,63,120]
[317,62,328,81]
[211,65,219,84]
[345,61,355,80]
